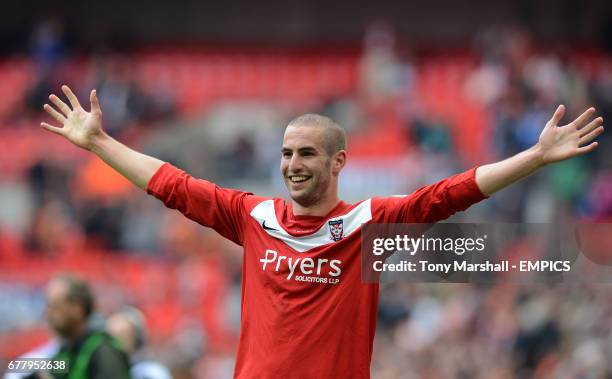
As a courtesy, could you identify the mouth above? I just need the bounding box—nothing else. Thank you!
[287,175,312,187]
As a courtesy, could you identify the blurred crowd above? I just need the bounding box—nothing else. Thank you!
[374,283,612,379]
[1,17,611,378]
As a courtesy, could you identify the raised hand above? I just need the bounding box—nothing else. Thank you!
[537,105,604,165]
[41,85,104,151]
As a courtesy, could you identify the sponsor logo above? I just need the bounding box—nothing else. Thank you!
[328,219,344,241]
[259,249,341,283]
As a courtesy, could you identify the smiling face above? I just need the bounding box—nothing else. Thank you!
[280,122,346,210]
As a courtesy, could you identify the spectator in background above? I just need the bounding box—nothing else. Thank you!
[24,160,85,256]
[29,16,66,72]
[36,274,130,379]
[22,16,66,119]
[88,56,146,135]
[359,21,405,105]
[25,198,83,255]
[107,307,172,379]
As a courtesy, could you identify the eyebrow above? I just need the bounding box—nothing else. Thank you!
[281,146,318,153]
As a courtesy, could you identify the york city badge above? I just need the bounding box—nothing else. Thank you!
[328,219,344,242]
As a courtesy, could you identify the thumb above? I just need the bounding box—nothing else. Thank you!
[548,104,565,127]
[90,89,102,115]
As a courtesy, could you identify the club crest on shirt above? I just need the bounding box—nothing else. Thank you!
[328,219,344,241]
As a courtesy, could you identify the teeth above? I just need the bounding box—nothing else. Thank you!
[290,176,309,183]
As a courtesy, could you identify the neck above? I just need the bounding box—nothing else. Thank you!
[292,194,341,217]
[65,321,88,343]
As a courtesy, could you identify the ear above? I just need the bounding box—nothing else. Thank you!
[331,150,346,176]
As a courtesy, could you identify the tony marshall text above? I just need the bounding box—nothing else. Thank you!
[373,260,572,273]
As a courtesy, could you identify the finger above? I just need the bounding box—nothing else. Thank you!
[40,122,65,136]
[576,141,599,155]
[578,117,604,137]
[61,85,81,110]
[90,89,101,115]
[571,107,596,129]
[49,94,71,116]
[579,125,604,145]
[548,104,565,127]
[43,104,66,123]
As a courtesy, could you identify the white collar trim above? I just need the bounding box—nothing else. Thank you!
[249,199,372,252]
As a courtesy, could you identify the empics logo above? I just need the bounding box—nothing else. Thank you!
[259,249,342,280]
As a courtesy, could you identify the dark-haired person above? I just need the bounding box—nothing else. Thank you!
[40,274,130,379]
[41,85,603,378]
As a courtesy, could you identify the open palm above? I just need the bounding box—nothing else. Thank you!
[41,85,104,151]
[538,105,604,164]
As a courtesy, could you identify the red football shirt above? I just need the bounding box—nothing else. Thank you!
[147,163,487,378]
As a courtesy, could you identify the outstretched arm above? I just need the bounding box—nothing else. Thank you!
[475,105,604,196]
[41,85,164,190]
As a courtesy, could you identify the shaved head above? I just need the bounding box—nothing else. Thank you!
[287,114,346,156]
[281,113,348,213]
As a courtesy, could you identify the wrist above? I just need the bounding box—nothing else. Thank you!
[530,143,547,168]
[89,132,111,154]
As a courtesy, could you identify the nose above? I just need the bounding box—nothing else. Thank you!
[288,154,304,173]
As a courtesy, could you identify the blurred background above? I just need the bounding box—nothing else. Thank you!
[1,0,611,377]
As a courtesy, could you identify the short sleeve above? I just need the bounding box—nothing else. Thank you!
[147,163,252,245]
[372,167,488,223]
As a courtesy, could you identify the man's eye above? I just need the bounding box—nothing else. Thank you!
[282,152,292,158]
